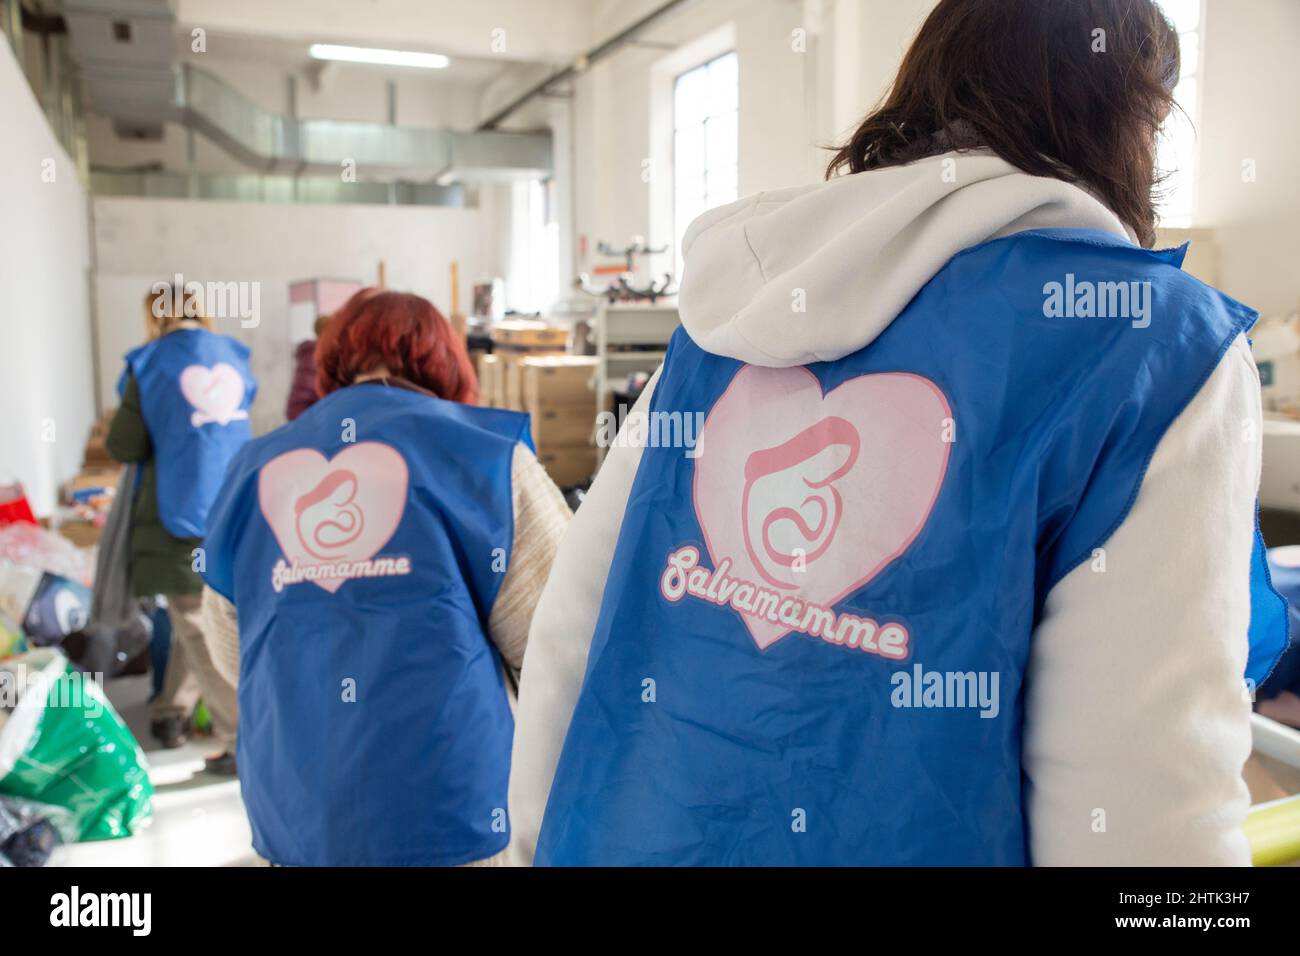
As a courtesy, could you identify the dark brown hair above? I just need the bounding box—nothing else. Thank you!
[825,0,1181,247]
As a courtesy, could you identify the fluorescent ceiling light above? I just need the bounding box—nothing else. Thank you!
[309,44,449,69]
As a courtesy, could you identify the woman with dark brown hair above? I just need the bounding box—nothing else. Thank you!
[510,0,1289,865]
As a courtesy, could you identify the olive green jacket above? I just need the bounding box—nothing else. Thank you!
[105,372,204,597]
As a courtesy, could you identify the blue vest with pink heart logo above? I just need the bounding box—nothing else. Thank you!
[535,229,1290,866]
[119,328,257,538]
[201,383,531,866]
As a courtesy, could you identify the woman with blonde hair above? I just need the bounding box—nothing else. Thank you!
[106,282,256,772]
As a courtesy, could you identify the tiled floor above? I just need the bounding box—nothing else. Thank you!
[48,673,261,867]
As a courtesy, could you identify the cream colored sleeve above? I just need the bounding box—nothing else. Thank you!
[487,443,572,672]
[1023,335,1260,865]
[506,368,662,865]
[200,585,241,688]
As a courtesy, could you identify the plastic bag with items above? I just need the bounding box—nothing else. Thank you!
[0,649,153,841]
[0,795,76,866]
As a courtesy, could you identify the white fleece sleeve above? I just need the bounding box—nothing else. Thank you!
[1023,334,1260,866]
[506,369,661,865]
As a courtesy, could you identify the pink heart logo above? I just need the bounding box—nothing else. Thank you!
[693,366,951,650]
[179,363,248,427]
[258,443,410,594]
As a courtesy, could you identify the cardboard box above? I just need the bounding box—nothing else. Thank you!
[502,356,524,410]
[530,406,595,448]
[57,521,101,548]
[491,320,569,352]
[537,446,597,489]
[521,356,597,409]
[83,436,114,467]
[490,349,574,411]
[83,408,118,467]
[477,353,502,408]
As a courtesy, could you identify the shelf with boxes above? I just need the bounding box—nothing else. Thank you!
[593,302,680,465]
[476,321,599,490]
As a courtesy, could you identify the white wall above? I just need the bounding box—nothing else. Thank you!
[535,0,935,288]
[1194,0,1300,318]
[0,41,95,517]
[92,195,502,435]
[551,0,826,287]
[553,0,1298,323]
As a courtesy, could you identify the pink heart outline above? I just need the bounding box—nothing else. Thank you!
[257,443,410,594]
[691,365,952,651]
[179,363,248,427]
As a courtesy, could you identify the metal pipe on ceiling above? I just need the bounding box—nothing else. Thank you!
[477,0,694,131]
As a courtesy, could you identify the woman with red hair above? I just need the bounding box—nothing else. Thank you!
[197,289,570,866]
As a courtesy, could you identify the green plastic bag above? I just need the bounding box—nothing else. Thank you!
[0,649,153,841]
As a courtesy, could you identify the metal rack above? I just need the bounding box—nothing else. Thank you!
[594,301,680,462]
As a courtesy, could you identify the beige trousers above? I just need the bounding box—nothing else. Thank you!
[149,592,238,752]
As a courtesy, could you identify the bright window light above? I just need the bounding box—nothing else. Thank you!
[673,51,738,282]
[308,44,449,69]
[1155,0,1204,227]
[509,179,559,315]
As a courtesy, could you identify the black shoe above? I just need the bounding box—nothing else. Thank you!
[204,752,237,776]
[150,717,189,749]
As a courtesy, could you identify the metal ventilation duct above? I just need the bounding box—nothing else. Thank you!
[90,170,467,207]
[62,0,553,181]
[62,0,176,136]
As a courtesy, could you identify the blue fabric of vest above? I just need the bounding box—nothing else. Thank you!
[1260,550,1300,697]
[202,383,530,866]
[536,229,1290,866]
[119,328,256,537]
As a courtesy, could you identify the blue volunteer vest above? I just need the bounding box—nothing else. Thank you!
[1261,550,1300,697]
[119,328,256,538]
[202,383,530,866]
[536,229,1290,866]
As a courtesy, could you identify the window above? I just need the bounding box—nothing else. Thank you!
[509,178,559,315]
[673,51,738,281]
[1156,0,1203,226]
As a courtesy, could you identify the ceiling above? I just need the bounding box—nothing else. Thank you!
[172,29,513,86]
[172,0,606,72]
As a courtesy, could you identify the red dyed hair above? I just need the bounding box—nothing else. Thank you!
[315,288,478,404]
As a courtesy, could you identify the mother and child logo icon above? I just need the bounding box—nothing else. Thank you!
[664,365,953,658]
[741,414,860,590]
[258,443,412,594]
[179,363,249,427]
[295,469,366,560]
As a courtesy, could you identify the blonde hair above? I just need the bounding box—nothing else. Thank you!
[144,283,213,340]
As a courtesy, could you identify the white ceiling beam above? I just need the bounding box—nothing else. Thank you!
[175,0,602,66]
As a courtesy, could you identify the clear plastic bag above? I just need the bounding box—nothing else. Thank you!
[0,795,76,866]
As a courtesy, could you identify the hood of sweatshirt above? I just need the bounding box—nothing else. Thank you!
[676,150,1133,368]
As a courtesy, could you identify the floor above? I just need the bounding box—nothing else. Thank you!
[48,672,261,867]
[43,671,1300,867]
